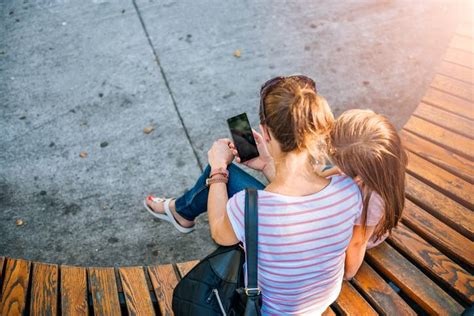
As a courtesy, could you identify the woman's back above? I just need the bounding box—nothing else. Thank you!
[227,174,362,315]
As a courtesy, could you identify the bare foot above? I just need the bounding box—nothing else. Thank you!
[146,196,195,228]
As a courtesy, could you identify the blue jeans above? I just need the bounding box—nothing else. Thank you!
[175,163,266,221]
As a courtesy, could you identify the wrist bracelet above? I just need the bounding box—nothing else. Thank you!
[210,172,228,179]
[210,167,229,178]
[206,176,228,187]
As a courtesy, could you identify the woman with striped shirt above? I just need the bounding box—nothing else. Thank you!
[145,76,366,315]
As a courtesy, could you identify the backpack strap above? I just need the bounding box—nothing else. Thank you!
[244,188,260,297]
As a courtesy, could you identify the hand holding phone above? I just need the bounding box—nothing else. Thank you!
[230,129,267,169]
[227,113,259,163]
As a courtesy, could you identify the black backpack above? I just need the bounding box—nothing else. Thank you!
[172,188,262,315]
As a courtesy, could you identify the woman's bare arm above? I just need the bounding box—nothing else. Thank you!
[344,225,375,280]
[206,139,240,246]
[207,181,239,246]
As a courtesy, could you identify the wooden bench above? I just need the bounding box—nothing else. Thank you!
[1,23,473,316]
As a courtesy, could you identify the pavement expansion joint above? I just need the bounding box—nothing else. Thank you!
[132,0,203,171]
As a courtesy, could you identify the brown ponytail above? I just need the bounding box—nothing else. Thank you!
[261,76,334,165]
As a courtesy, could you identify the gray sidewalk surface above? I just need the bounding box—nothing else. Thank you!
[0,0,461,266]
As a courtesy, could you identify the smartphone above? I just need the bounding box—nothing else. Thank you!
[227,113,259,162]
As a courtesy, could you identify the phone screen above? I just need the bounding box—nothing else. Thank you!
[227,113,259,162]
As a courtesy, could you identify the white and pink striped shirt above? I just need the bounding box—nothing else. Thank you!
[226,175,363,315]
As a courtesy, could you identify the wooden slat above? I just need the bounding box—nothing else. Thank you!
[413,102,474,138]
[450,34,474,53]
[0,257,5,289]
[431,74,473,101]
[405,151,474,209]
[0,258,31,315]
[401,130,474,183]
[175,260,199,278]
[444,47,474,68]
[148,264,178,316]
[322,306,337,316]
[423,87,474,120]
[332,281,378,316]
[405,174,474,240]
[390,223,474,304]
[352,262,415,315]
[402,199,474,270]
[366,243,464,315]
[30,262,59,316]
[438,60,474,84]
[457,24,474,38]
[411,115,474,160]
[118,267,155,316]
[88,267,121,316]
[61,265,88,316]
[404,116,473,160]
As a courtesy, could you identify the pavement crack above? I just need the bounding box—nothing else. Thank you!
[132,0,203,171]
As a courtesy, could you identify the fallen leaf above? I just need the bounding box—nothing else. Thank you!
[79,151,88,158]
[144,126,155,134]
[233,50,241,58]
[16,219,25,226]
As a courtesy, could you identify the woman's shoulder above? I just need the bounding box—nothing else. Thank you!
[329,174,359,190]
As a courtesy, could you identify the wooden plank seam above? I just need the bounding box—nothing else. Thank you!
[0,257,6,300]
[387,225,474,305]
[411,112,474,141]
[57,266,61,316]
[25,260,34,315]
[386,234,471,300]
[405,152,474,210]
[143,265,160,307]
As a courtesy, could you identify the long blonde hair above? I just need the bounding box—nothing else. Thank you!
[329,109,408,240]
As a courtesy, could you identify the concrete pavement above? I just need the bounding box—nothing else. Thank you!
[0,0,463,266]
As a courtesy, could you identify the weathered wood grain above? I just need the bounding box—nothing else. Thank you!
[422,87,474,120]
[401,130,474,184]
[118,267,155,316]
[390,223,474,304]
[437,60,473,84]
[413,102,474,138]
[405,151,474,209]
[0,256,5,294]
[431,74,473,101]
[404,116,474,161]
[402,199,474,269]
[444,47,473,69]
[333,281,378,316]
[352,262,416,315]
[88,267,121,316]
[405,173,474,240]
[148,264,178,316]
[0,258,31,316]
[61,265,89,316]
[175,260,199,278]
[30,262,58,316]
[367,243,463,315]
[321,306,337,316]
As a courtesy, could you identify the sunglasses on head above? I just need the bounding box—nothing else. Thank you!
[259,75,317,124]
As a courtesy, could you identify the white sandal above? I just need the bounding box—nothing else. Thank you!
[144,196,195,234]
